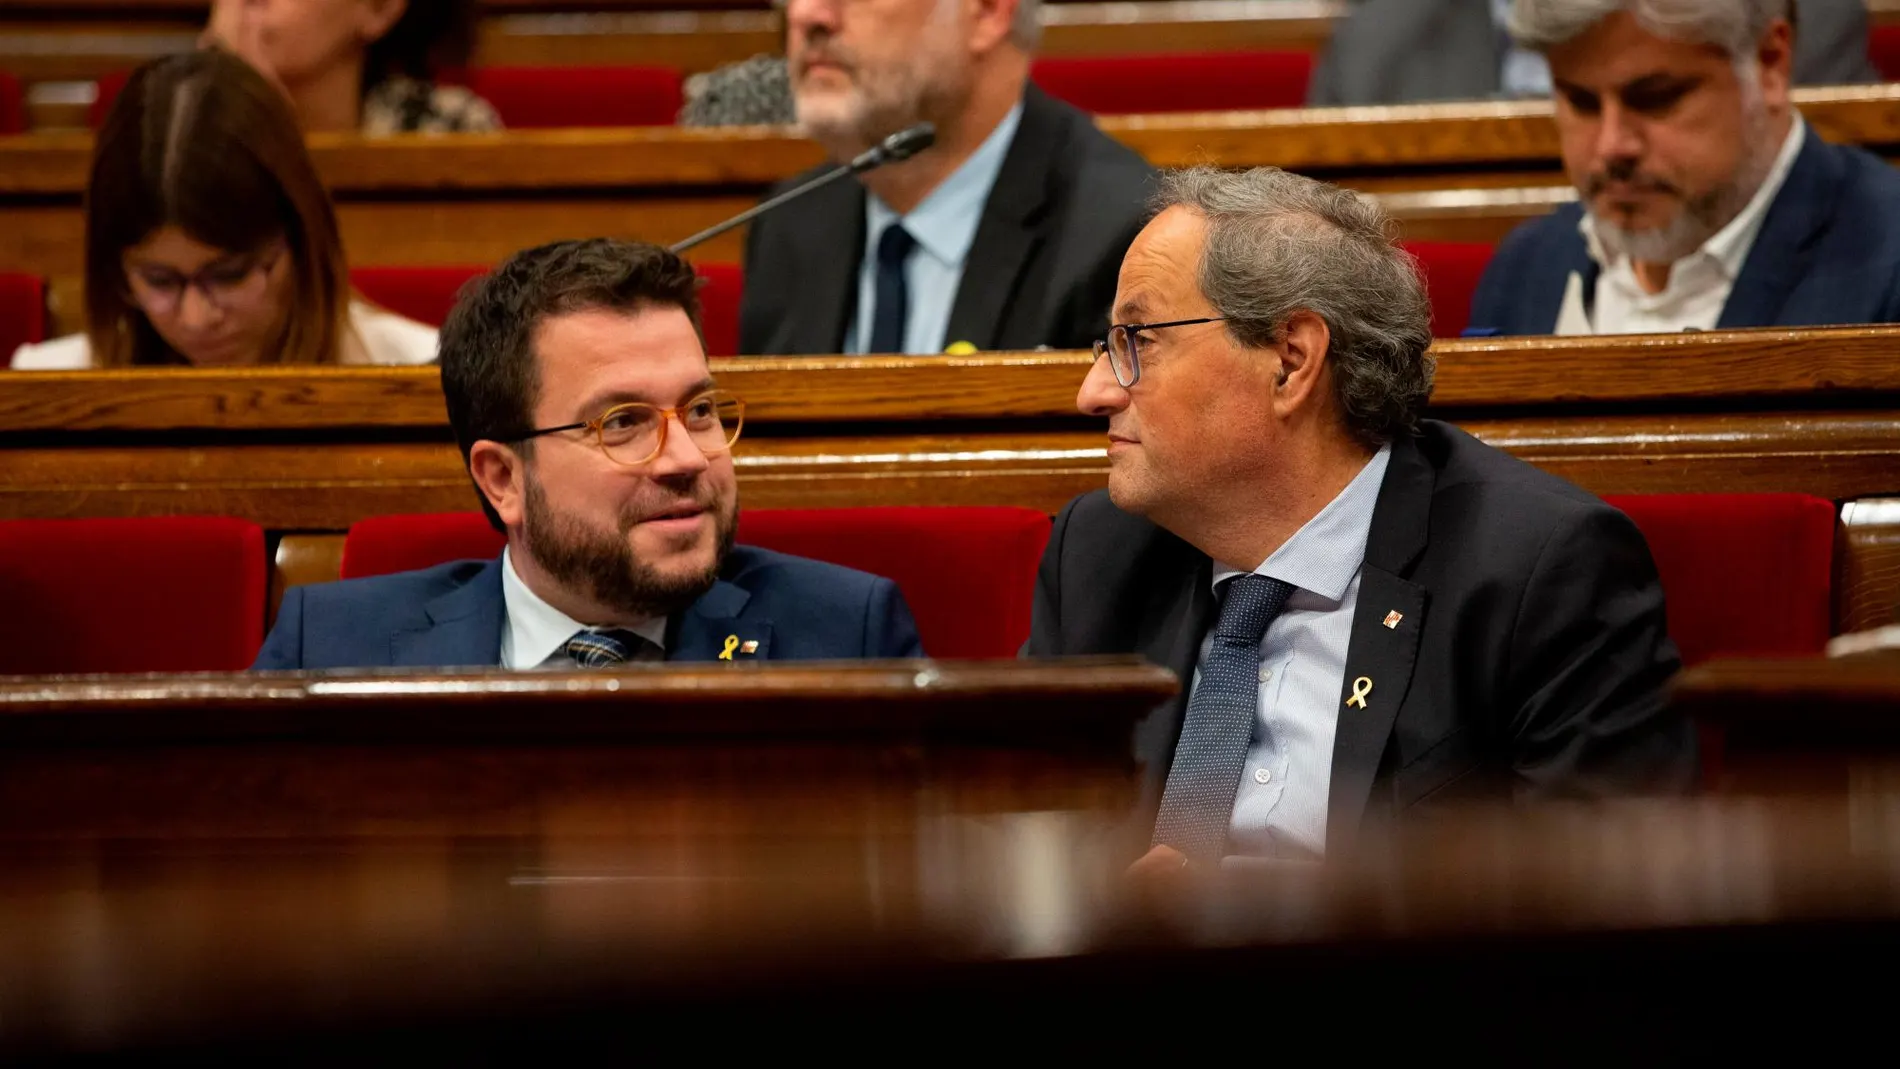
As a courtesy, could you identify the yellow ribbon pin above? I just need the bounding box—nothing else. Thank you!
[719,634,739,661]
[1345,676,1373,709]
[943,340,978,355]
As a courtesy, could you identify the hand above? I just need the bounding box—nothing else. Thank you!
[1125,843,1196,895]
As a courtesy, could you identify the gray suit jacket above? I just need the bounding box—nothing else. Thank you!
[1307,0,1876,107]
[739,85,1155,356]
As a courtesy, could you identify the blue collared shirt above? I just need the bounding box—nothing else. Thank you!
[843,102,1024,355]
[1198,444,1392,861]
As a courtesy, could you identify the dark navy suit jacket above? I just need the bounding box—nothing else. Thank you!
[1468,129,1900,336]
[253,545,924,669]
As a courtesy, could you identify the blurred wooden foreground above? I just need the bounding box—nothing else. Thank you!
[1,652,1899,1058]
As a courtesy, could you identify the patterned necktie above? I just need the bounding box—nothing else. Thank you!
[563,629,660,668]
[868,222,918,353]
[1152,574,1298,862]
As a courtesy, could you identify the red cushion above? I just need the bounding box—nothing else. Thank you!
[0,517,267,674]
[1873,26,1900,81]
[1401,241,1494,339]
[341,506,1052,658]
[89,69,129,129]
[351,265,487,327]
[694,260,742,357]
[0,273,46,363]
[1605,493,1836,666]
[1031,51,1312,115]
[0,70,24,135]
[468,66,683,128]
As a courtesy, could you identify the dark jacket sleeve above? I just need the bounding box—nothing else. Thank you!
[1023,495,1080,657]
[251,586,307,670]
[869,578,925,658]
[1504,503,1697,797]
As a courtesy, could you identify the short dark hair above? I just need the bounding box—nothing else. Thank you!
[366,0,479,90]
[438,238,704,530]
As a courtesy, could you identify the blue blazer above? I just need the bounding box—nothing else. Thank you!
[1468,130,1900,336]
[253,545,924,670]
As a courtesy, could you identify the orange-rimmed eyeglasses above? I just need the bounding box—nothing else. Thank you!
[516,390,746,467]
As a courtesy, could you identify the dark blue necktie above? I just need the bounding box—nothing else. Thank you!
[1152,574,1297,862]
[563,629,660,667]
[868,222,917,354]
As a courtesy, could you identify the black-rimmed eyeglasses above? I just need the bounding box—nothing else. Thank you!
[1092,317,1229,387]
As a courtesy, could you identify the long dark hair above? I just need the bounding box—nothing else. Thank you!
[83,49,351,366]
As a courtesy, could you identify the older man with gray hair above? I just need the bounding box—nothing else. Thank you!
[738,0,1153,357]
[1469,0,1900,336]
[1029,167,1696,872]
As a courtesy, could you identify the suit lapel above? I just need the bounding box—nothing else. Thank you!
[1326,434,1433,857]
[1717,127,1839,330]
[788,177,867,355]
[389,559,507,667]
[669,579,775,662]
[942,88,1059,351]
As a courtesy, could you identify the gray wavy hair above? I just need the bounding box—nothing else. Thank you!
[1509,0,1792,67]
[1154,167,1435,448]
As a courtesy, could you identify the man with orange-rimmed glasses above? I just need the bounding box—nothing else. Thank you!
[254,238,923,670]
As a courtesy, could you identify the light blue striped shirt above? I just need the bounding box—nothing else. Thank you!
[843,102,1024,355]
[1201,444,1392,861]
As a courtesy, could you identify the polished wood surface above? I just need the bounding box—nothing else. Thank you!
[9,86,1900,333]
[1841,499,1900,634]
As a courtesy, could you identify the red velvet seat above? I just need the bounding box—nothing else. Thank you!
[0,272,46,363]
[1872,25,1900,81]
[340,506,1051,658]
[350,263,740,351]
[1400,241,1494,339]
[88,69,129,129]
[467,66,683,128]
[1031,51,1313,115]
[352,265,487,327]
[0,70,25,134]
[0,517,267,674]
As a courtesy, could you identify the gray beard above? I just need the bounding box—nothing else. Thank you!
[1593,109,1780,266]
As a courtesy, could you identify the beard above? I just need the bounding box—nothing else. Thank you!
[791,5,968,160]
[1587,99,1778,265]
[520,470,736,622]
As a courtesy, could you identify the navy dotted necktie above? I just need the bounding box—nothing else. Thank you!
[868,222,918,354]
[563,629,661,668]
[1152,574,1298,862]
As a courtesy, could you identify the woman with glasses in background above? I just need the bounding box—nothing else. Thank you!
[10,49,437,370]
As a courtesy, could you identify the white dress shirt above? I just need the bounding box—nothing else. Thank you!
[498,547,666,669]
[843,102,1024,356]
[1194,444,1392,862]
[8,301,440,369]
[1558,118,1807,336]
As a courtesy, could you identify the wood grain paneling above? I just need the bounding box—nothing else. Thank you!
[1840,499,1900,633]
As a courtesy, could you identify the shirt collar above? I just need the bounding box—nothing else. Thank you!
[1580,116,1806,283]
[501,546,666,668]
[864,100,1024,268]
[1211,444,1392,603]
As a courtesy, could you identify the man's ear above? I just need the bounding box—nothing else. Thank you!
[468,440,527,529]
[357,0,408,44]
[968,0,1023,54]
[1755,16,1795,111]
[1270,309,1332,418]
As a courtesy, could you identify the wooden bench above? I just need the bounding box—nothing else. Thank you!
[6,86,1900,337]
[3,327,1898,630]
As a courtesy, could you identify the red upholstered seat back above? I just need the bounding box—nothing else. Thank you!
[351,265,486,327]
[0,70,25,134]
[1031,51,1313,114]
[1605,494,1836,666]
[0,517,267,674]
[89,69,129,129]
[693,260,743,357]
[341,506,1052,658]
[0,272,46,363]
[467,66,683,127]
[1400,241,1494,339]
[1873,26,1900,81]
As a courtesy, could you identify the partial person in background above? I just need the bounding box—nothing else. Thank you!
[10,51,436,369]
[679,54,796,127]
[740,0,1153,356]
[255,239,924,670]
[1468,0,1900,337]
[1307,0,1875,107]
[204,0,500,134]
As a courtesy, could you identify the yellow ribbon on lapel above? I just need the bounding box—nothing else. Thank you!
[719,634,739,661]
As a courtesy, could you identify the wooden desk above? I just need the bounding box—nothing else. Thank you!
[6,86,1899,335]
[1674,653,1900,794]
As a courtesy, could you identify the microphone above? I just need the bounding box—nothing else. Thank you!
[668,122,937,255]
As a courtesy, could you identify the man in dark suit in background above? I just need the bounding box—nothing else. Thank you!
[740,0,1153,357]
[1308,0,1874,107]
[255,239,922,670]
[1468,0,1900,336]
[1026,167,1695,872]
